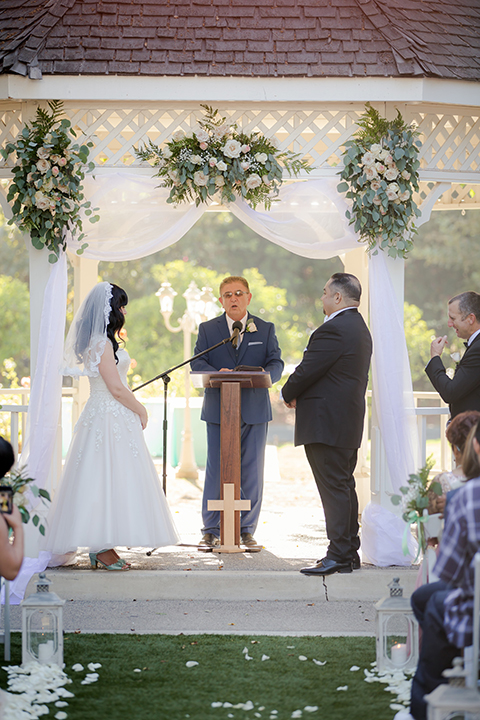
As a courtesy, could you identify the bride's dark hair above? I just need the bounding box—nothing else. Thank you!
[108,284,128,363]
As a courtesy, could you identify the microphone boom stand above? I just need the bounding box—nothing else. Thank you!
[132,334,238,556]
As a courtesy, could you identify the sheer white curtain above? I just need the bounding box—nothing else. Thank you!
[13,172,417,602]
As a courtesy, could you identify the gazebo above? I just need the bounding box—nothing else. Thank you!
[1,0,480,570]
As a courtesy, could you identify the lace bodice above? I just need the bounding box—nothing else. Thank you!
[88,348,130,397]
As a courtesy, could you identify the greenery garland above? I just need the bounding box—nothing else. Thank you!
[135,105,312,210]
[337,104,422,259]
[1,101,99,263]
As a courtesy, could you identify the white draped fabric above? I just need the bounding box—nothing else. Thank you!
[13,173,418,602]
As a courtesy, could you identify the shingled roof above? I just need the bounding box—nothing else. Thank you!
[1,0,480,81]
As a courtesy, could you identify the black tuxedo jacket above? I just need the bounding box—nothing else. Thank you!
[425,334,480,418]
[282,308,372,449]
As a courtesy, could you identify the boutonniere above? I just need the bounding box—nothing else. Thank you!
[246,320,257,333]
[450,351,462,368]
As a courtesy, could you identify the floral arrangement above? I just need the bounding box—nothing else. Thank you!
[1,100,99,263]
[135,105,312,210]
[337,104,422,258]
[391,456,441,556]
[2,466,51,536]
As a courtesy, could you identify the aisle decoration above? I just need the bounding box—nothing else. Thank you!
[1,100,99,263]
[135,105,312,210]
[391,455,441,559]
[337,104,422,258]
[1,466,50,535]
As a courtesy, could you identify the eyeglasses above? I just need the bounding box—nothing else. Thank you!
[222,290,249,299]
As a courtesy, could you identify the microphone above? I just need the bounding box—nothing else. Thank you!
[231,320,243,349]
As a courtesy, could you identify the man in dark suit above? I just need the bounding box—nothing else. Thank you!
[282,273,372,576]
[425,291,480,419]
[191,276,284,551]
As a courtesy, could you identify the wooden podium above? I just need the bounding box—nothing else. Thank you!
[191,370,272,553]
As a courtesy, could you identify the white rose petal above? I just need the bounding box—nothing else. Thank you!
[336,685,348,691]
[304,707,318,713]
[291,711,303,719]
[298,655,308,661]
[55,713,67,720]
[312,659,326,666]
[55,701,69,707]
[186,661,199,667]
[71,664,83,672]
[261,654,270,661]
[243,701,254,710]
[223,702,233,707]
[242,647,249,654]
[211,702,223,708]
[133,668,142,673]
[350,665,360,671]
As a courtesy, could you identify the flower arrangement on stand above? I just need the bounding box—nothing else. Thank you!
[135,105,312,210]
[391,455,442,559]
[2,466,51,536]
[1,100,99,263]
[337,103,422,258]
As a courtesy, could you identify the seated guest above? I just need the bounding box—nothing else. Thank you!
[409,420,480,720]
[0,437,24,581]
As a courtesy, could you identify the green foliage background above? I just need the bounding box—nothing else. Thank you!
[0,206,478,393]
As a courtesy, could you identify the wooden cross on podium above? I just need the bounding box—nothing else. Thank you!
[208,483,250,553]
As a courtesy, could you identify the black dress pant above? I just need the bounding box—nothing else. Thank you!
[305,442,360,563]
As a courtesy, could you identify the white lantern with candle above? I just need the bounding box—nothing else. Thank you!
[375,577,419,672]
[21,573,65,667]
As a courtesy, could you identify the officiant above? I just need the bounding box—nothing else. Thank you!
[191,275,283,551]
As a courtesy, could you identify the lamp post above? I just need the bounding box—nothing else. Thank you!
[156,280,217,479]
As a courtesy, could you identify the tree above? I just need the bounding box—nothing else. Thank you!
[0,275,30,381]
[404,302,436,391]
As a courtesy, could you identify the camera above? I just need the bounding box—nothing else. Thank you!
[0,486,13,514]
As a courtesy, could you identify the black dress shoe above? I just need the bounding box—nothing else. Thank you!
[352,555,361,570]
[199,533,220,547]
[301,557,353,576]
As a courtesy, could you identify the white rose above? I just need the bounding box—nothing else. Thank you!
[42,178,53,192]
[384,167,399,181]
[388,182,400,193]
[58,156,67,167]
[214,175,225,187]
[364,166,378,181]
[383,153,394,165]
[193,170,209,186]
[386,188,398,201]
[214,124,230,140]
[195,128,209,143]
[241,144,250,153]
[37,147,50,160]
[246,173,262,190]
[262,175,271,185]
[375,162,386,174]
[240,162,250,171]
[361,152,376,166]
[222,140,242,159]
[370,180,381,191]
[36,159,50,174]
[209,158,217,167]
[168,170,179,182]
[190,155,203,165]
[401,170,411,180]
[216,160,227,172]
[63,198,76,213]
[254,152,268,164]
[57,183,69,194]
[172,130,185,141]
[185,130,194,139]
[372,195,382,205]
[26,172,34,183]
[34,191,50,210]
[370,143,383,158]
[163,146,173,159]
[399,190,410,201]
[269,136,279,149]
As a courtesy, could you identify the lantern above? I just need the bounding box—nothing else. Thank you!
[375,576,419,672]
[21,573,65,666]
[425,658,480,720]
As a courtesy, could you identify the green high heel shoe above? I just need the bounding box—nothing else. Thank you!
[89,551,129,570]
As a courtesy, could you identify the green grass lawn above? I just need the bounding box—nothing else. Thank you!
[1,634,401,720]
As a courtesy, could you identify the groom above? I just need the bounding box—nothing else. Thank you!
[282,273,372,576]
[191,276,284,551]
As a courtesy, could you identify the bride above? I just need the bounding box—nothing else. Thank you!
[42,282,179,569]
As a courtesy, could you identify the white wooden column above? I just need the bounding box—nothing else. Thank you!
[342,247,371,514]
[69,254,99,423]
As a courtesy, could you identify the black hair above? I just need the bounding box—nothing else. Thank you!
[0,436,15,479]
[329,273,362,303]
[108,284,128,363]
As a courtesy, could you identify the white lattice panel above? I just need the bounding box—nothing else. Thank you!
[1,102,480,209]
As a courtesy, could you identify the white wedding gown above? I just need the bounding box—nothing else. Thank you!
[42,348,179,555]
